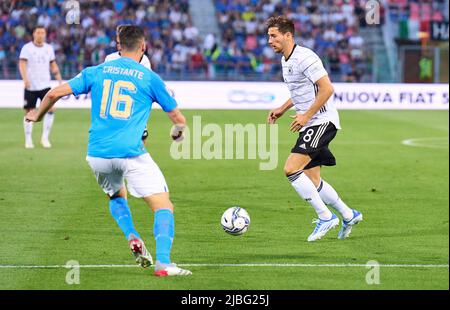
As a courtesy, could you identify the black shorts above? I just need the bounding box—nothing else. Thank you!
[23,88,51,109]
[291,122,338,170]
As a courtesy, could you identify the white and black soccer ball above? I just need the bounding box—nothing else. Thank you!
[221,206,250,235]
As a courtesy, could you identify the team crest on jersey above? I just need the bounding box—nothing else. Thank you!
[288,65,293,74]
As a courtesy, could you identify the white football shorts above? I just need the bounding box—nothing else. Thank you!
[86,153,169,198]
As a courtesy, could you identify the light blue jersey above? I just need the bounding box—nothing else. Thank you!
[68,57,177,158]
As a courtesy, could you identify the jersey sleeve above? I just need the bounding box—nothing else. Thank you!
[19,45,30,60]
[67,67,95,96]
[149,74,177,112]
[49,46,56,62]
[299,51,328,83]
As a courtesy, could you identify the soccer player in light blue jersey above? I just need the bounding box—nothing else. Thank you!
[26,26,191,277]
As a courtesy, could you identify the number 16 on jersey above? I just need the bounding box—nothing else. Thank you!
[100,79,137,120]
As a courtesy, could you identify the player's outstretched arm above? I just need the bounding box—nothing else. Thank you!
[25,83,73,122]
[268,98,293,124]
[167,108,186,141]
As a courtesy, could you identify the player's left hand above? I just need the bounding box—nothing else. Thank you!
[289,114,309,132]
[25,110,41,123]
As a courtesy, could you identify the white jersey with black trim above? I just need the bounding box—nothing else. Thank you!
[19,42,56,91]
[104,51,152,70]
[282,45,341,131]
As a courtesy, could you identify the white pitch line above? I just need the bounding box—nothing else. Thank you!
[402,137,449,149]
[181,263,449,268]
[0,263,448,269]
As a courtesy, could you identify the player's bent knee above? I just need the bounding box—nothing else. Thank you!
[284,155,309,176]
[284,163,304,176]
[284,167,298,177]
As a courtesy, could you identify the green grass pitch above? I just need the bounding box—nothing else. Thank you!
[0,109,448,289]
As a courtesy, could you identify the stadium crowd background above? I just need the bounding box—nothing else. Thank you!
[0,0,447,82]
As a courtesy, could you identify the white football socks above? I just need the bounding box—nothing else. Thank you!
[288,171,333,220]
[42,112,54,141]
[317,179,353,221]
[23,116,33,144]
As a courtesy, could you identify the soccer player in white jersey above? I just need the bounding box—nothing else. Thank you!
[19,26,62,149]
[266,16,362,241]
[105,25,152,69]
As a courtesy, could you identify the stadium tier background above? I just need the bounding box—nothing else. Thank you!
[0,0,448,83]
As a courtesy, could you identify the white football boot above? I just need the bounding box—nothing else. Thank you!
[25,140,35,149]
[307,213,339,242]
[154,261,192,277]
[128,238,153,268]
[40,137,52,148]
[338,210,363,239]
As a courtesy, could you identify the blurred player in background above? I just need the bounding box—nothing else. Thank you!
[19,26,62,149]
[26,26,191,277]
[105,24,152,69]
[266,16,363,242]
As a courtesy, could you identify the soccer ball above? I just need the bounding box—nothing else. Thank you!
[221,206,250,235]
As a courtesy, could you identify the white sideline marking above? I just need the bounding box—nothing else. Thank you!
[0,263,448,269]
[402,137,449,149]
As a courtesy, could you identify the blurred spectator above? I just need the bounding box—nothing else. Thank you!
[3,0,443,82]
[345,62,364,82]
[213,0,376,82]
[0,44,7,78]
[0,0,205,80]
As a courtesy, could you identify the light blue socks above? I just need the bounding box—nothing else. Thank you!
[153,209,174,264]
[109,197,140,240]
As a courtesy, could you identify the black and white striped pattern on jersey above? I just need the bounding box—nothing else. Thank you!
[319,106,327,113]
[311,122,329,148]
[313,84,327,114]
[297,53,316,68]
[291,94,315,102]
[301,59,320,74]
[288,83,311,92]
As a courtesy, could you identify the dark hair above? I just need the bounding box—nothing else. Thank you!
[266,16,295,35]
[32,26,46,33]
[118,25,145,51]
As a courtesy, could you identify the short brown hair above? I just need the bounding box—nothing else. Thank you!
[116,24,132,35]
[266,16,295,35]
[118,25,145,52]
[32,26,46,33]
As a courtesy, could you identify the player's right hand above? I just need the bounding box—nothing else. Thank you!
[267,108,284,124]
[24,80,30,90]
[170,124,185,142]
